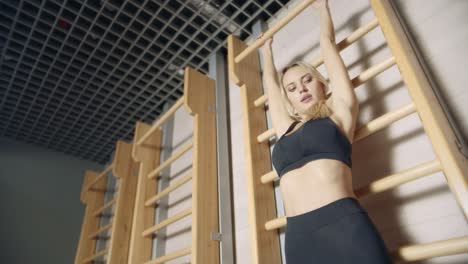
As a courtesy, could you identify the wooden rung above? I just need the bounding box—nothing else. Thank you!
[312,17,380,67]
[137,97,184,146]
[395,235,468,262]
[355,159,441,197]
[265,159,442,230]
[257,128,276,143]
[235,0,317,64]
[142,208,192,237]
[355,102,416,142]
[88,223,113,239]
[144,247,192,264]
[85,165,113,191]
[82,248,108,263]
[265,216,286,231]
[351,56,396,88]
[253,18,381,107]
[260,170,279,184]
[145,172,193,207]
[147,141,193,179]
[92,198,117,217]
[254,94,268,107]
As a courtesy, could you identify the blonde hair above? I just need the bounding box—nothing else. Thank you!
[279,61,333,122]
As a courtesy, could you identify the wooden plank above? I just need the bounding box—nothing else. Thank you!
[128,122,162,264]
[85,165,113,191]
[80,170,94,203]
[228,35,281,264]
[184,67,219,264]
[107,140,139,264]
[112,140,133,178]
[75,170,107,264]
[371,0,468,217]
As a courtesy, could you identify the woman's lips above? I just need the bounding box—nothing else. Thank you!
[301,94,313,103]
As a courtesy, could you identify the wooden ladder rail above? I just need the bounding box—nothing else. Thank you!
[75,140,138,264]
[128,67,219,264]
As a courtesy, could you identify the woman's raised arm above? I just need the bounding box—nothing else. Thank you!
[258,36,295,136]
[316,0,358,114]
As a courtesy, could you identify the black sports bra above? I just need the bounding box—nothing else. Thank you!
[271,117,352,177]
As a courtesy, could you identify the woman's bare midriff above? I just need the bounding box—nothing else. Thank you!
[279,159,357,217]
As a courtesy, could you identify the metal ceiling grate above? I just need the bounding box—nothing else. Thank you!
[0,0,290,164]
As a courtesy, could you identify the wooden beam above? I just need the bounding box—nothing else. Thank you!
[228,35,281,264]
[108,140,139,264]
[184,67,220,264]
[128,122,162,264]
[75,171,107,264]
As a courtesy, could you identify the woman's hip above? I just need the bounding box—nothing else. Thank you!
[285,197,393,263]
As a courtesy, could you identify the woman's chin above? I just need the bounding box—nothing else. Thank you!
[302,99,318,108]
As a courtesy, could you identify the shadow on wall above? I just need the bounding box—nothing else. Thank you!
[393,0,468,154]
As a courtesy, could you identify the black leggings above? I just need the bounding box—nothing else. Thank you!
[285,197,393,264]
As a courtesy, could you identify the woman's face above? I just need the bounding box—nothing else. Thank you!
[282,66,326,114]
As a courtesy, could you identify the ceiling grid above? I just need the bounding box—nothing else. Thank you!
[0,0,289,163]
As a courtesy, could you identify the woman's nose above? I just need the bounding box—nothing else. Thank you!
[299,84,308,93]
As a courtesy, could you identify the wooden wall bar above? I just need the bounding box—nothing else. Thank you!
[75,170,108,264]
[228,35,281,264]
[184,67,219,264]
[370,0,468,218]
[107,140,139,264]
[128,122,162,263]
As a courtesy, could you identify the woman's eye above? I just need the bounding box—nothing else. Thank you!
[304,77,312,83]
[288,86,296,92]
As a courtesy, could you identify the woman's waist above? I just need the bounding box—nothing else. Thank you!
[279,162,356,216]
[279,159,352,184]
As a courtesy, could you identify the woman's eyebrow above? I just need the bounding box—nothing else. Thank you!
[301,73,311,80]
[286,73,311,87]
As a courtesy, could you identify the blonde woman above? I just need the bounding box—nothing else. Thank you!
[257,0,393,263]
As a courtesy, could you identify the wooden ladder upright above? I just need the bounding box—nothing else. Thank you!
[75,140,138,264]
[127,67,220,264]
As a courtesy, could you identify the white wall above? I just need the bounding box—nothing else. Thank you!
[228,0,468,263]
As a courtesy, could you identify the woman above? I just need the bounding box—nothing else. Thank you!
[257,0,393,263]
